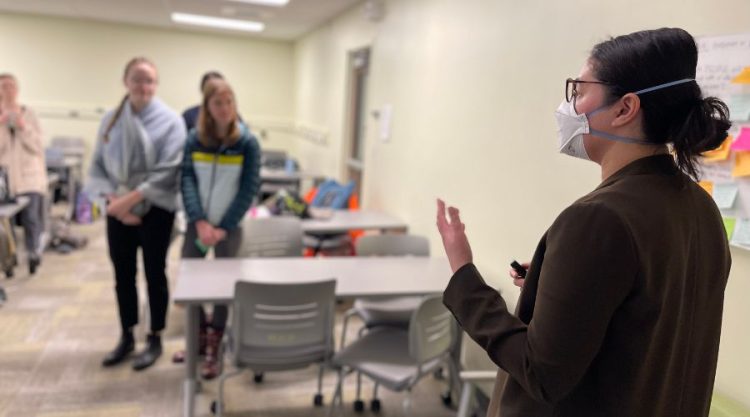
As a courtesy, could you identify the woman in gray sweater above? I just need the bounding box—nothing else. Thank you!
[85,57,186,371]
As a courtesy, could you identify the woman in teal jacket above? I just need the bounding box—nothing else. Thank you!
[176,78,261,379]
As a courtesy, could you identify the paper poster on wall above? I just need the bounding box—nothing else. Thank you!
[696,33,750,247]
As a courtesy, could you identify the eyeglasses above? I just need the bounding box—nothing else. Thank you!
[565,78,611,102]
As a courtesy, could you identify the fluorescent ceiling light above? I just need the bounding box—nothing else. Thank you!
[171,12,265,32]
[228,0,290,6]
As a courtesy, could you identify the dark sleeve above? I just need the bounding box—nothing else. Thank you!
[443,202,638,404]
[180,137,206,222]
[218,136,261,230]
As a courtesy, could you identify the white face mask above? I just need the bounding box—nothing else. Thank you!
[555,99,592,160]
[554,78,696,161]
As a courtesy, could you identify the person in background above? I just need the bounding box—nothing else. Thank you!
[85,57,186,371]
[174,78,260,379]
[437,28,731,417]
[0,73,48,275]
[182,71,224,132]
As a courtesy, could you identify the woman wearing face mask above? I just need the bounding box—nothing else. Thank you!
[0,73,48,275]
[173,79,260,379]
[86,57,186,371]
[437,28,731,417]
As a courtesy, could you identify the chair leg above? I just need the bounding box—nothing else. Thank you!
[442,358,459,407]
[340,309,357,349]
[370,383,381,412]
[328,368,345,417]
[215,368,244,417]
[457,381,475,417]
[314,364,325,406]
[353,372,364,412]
[402,388,413,417]
[356,371,363,399]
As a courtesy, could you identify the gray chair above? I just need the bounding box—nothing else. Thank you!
[456,338,499,417]
[260,149,288,170]
[341,234,429,346]
[213,279,337,416]
[329,295,457,416]
[340,235,431,411]
[238,216,303,258]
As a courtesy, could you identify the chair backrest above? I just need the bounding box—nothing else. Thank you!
[261,149,288,169]
[409,295,456,364]
[239,216,303,257]
[356,234,430,257]
[232,279,336,361]
[49,136,86,157]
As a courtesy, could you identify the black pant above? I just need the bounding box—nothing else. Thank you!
[19,192,44,260]
[181,222,242,330]
[107,206,175,333]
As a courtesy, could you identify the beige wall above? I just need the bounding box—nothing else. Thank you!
[294,0,750,407]
[293,8,378,175]
[0,12,296,160]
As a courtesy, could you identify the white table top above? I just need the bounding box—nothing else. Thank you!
[260,168,324,181]
[172,257,452,305]
[46,156,82,169]
[0,196,30,218]
[301,210,407,233]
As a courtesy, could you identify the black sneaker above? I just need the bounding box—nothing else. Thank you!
[29,258,40,276]
[132,334,162,371]
[102,333,135,367]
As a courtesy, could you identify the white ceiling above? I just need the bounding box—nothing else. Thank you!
[0,0,365,40]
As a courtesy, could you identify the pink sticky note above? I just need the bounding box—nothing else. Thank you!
[730,127,750,151]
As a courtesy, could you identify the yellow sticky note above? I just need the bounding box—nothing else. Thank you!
[732,151,750,177]
[731,67,750,84]
[702,135,732,162]
[723,217,737,240]
[697,180,714,195]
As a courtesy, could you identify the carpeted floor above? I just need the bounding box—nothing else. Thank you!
[0,213,458,417]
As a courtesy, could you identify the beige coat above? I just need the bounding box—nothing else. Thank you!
[0,107,48,195]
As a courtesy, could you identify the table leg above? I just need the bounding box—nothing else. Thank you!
[183,304,199,417]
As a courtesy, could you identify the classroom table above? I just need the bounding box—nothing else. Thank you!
[301,209,408,234]
[173,256,452,417]
[0,196,30,278]
[260,168,324,182]
[0,196,29,219]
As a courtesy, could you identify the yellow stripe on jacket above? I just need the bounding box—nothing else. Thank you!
[191,152,244,165]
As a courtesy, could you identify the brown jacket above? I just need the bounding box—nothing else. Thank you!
[444,155,731,417]
[0,107,48,195]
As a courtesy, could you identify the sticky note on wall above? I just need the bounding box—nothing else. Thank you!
[702,135,732,162]
[730,127,750,151]
[732,151,750,177]
[712,183,739,209]
[730,218,750,245]
[723,217,737,240]
[698,180,714,195]
[731,67,750,84]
